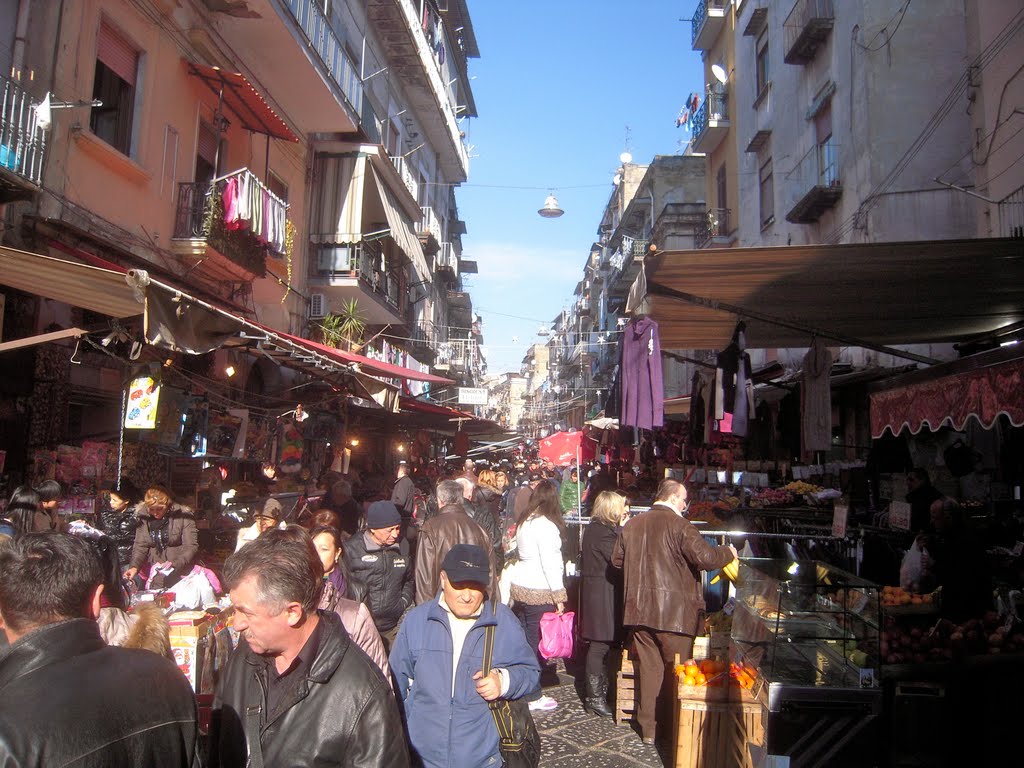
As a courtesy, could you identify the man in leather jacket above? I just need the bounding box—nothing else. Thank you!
[612,479,736,745]
[210,528,408,767]
[414,480,498,604]
[0,532,199,767]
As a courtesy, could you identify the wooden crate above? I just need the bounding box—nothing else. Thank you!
[614,648,637,725]
[672,680,764,768]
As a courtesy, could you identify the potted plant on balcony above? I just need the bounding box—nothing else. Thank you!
[317,298,366,353]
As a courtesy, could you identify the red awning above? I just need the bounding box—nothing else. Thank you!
[870,354,1024,438]
[272,330,454,385]
[185,61,298,142]
[538,431,597,466]
[399,397,478,419]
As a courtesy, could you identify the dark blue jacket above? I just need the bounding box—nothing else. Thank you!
[390,596,540,768]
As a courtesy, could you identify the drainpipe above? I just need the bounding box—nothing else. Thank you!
[12,0,31,79]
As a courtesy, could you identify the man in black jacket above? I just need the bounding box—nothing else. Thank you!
[345,500,414,650]
[0,532,199,767]
[211,528,408,767]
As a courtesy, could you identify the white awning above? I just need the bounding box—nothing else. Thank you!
[0,245,141,318]
[367,164,431,284]
[309,154,365,244]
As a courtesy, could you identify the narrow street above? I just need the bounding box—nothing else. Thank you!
[535,666,665,768]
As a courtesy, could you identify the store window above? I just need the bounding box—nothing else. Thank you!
[755,29,769,100]
[90,22,140,156]
[759,157,774,228]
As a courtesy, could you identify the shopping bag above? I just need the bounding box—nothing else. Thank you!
[538,611,575,660]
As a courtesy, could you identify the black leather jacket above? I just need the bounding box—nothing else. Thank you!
[344,532,414,631]
[0,618,198,767]
[210,609,409,768]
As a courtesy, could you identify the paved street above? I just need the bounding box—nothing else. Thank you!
[534,667,667,767]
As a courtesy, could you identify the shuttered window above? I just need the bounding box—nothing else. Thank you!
[97,23,138,86]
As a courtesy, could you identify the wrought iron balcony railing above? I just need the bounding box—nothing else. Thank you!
[694,208,731,248]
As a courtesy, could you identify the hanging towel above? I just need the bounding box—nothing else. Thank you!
[801,337,833,453]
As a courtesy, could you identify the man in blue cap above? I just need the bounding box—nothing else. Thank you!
[390,544,539,768]
[344,500,414,650]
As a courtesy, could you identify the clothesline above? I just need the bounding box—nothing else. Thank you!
[220,168,288,254]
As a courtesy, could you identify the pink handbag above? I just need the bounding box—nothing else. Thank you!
[538,611,575,660]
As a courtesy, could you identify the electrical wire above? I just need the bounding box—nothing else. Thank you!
[855,0,912,52]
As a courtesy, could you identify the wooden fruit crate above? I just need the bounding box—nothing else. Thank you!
[614,648,637,726]
[672,677,764,768]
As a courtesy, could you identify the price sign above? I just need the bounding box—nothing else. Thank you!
[832,501,850,538]
[889,501,912,530]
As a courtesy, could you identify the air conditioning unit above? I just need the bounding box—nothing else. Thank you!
[309,293,328,319]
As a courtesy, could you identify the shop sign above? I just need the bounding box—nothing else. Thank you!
[458,387,488,405]
[832,501,849,538]
[125,376,161,429]
[889,500,912,530]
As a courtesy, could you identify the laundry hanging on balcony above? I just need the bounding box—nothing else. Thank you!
[222,170,287,253]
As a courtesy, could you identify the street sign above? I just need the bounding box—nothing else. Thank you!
[458,387,488,405]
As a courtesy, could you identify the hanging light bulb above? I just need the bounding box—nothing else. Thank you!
[538,193,564,218]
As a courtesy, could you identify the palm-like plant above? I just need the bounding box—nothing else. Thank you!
[318,298,366,351]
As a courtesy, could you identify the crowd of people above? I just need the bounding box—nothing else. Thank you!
[0,457,736,765]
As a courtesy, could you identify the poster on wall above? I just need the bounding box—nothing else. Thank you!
[125,376,161,429]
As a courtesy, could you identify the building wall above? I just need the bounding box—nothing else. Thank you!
[700,0,739,236]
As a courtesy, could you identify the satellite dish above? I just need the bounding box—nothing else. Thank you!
[613,173,622,186]
[619,151,633,164]
[711,64,728,84]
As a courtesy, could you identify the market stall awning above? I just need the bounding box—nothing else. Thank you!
[185,61,298,142]
[538,431,597,466]
[0,245,142,318]
[646,237,1024,351]
[869,347,1024,437]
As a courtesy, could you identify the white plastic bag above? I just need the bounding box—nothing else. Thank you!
[899,539,926,592]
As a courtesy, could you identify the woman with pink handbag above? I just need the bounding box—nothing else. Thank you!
[509,480,567,712]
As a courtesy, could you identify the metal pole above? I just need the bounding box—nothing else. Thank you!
[647,281,941,366]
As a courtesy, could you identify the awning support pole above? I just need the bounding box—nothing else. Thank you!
[648,282,941,366]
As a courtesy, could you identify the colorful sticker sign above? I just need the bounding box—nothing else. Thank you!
[125,376,161,430]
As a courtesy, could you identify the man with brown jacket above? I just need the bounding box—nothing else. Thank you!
[612,479,736,744]
[414,480,498,603]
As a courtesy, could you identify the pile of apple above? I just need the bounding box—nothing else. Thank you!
[881,611,1022,665]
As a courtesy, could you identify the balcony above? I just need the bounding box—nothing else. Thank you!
[434,337,477,373]
[308,240,410,325]
[172,168,289,282]
[785,141,842,223]
[577,296,591,316]
[408,322,438,361]
[388,153,419,202]
[695,208,733,249]
[417,205,442,252]
[691,0,728,50]
[366,0,470,180]
[0,74,46,203]
[784,0,835,65]
[436,241,458,279]
[203,0,361,133]
[746,81,773,153]
[691,88,730,154]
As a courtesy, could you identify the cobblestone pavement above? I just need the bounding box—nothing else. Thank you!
[533,667,669,768]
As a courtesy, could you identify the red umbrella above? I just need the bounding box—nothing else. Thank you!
[538,431,597,467]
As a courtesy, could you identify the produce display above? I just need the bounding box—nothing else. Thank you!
[749,488,797,508]
[782,481,824,495]
[881,611,1023,664]
[675,658,758,690]
[881,585,938,608]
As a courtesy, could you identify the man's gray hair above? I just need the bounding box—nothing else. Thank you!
[223,527,322,613]
[454,476,474,497]
[334,479,352,496]
[436,479,464,507]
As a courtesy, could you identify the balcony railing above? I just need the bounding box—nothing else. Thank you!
[0,74,46,189]
[435,337,478,370]
[785,141,842,223]
[783,0,835,64]
[417,205,442,241]
[692,88,728,144]
[309,239,408,316]
[436,241,458,273]
[284,0,363,114]
[691,0,727,49]
[173,168,289,276]
[389,153,419,201]
[695,208,731,248]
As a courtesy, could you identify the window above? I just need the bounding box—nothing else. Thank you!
[716,163,727,212]
[89,22,139,156]
[815,103,837,186]
[755,30,769,98]
[194,122,219,184]
[759,157,774,227]
[267,171,289,203]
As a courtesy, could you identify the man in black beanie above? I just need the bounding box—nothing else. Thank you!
[344,500,414,650]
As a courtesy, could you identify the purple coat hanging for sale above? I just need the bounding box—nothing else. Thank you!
[620,316,664,430]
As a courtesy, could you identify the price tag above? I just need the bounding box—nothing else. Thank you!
[889,501,912,530]
[1012,541,1024,557]
[832,501,850,539]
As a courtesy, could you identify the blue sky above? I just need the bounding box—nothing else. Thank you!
[459,0,706,375]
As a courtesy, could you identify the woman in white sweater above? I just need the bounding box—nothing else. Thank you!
[510,479,567,711]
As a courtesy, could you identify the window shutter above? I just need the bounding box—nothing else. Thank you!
[98,23,138,86]
[815,107,832,144]
[197,123,218,164]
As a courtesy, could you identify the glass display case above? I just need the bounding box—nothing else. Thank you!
[730,558,883,767]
